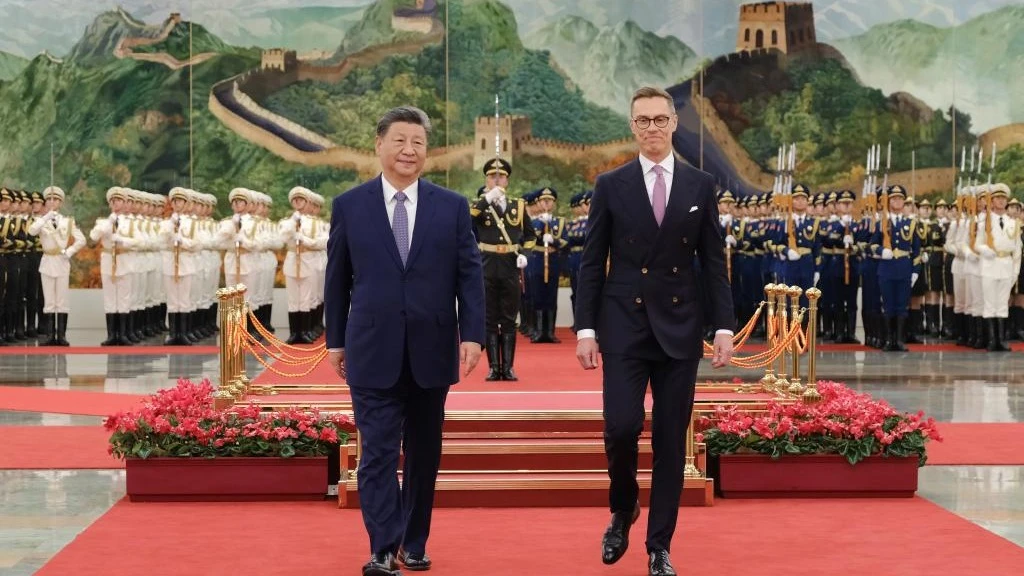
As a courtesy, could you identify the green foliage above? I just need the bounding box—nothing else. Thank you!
[737,58,966,185]
[993,144,1024,199]
[0,51,29,81]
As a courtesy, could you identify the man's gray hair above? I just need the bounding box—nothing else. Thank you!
[376,106,432,137]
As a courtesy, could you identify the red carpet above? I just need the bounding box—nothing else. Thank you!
[0,426,122,469]
[37,497,1024,576]
[0,345,219,355]
[0,387,145,416]
[928,423,1024,465]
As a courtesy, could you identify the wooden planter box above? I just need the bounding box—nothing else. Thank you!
[710,454,918,498]
[126,457,328,502]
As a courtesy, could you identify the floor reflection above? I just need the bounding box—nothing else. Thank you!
[0,470,125,576]
[919,466,1024,547]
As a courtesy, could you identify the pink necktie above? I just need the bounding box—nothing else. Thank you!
[652,165,666,226]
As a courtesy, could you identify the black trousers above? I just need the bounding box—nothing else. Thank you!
[26,253,42,326]
[484,273,520,334]
[6,254,26,332]
[602,351,700,554]
[349,355,449,558]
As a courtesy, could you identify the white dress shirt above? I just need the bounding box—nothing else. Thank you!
[577,153,733,341]
[381,174,418,242]
[328,175,419,353]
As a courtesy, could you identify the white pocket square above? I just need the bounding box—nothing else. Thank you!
[689,206,698,213]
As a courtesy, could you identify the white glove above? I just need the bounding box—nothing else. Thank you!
[921,252,929,264]
[787,248,800,261]
[841,215,852,226]
[484,188,504,204]
[843,235,854,248]
[881,248,894,260]
[171,213,180,225]
[720,214,733,226]
[813,272,820,286]
[725,235,737,247]
[539,213,553,223]
[944,244,958,256]
[292,211,302,222]
[911,273,919,286]
[965,246,979,261]
[60,248,70,260]
[828,214,839,223]
[978,245,996,259]
[516,254,528,269]
[232,213,242,225]
[543,233,554,245]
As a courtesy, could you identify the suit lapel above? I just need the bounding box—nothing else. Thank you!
[619,159,659,243]
[404,179,435,269]
[367,177,404,270]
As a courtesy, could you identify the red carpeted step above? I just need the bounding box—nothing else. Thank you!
[0,387,145,416]
[341,470,710,508]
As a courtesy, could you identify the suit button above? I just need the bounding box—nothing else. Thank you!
[672,267,678,273]
[682,238,688,244]
[641,267,648,274]
[672,297,679,303]
[635,297,643,304]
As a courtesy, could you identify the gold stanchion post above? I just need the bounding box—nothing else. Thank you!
[683,411,702,479]
[213,287,236,410]
[234,285,251,393]
[773,285,790,390]
[759,283,778,389]
[787,285,805,395]
[803,287,822,402]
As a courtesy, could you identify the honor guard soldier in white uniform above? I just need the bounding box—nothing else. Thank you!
[279,186,329,344]
[308,192,328,339]
[27,186,86,346]
[90,187,141,346]
[145,192,169,336]
[973,183,1021,351]
[218,188,262,339]
[253,192,281,336]
[160,188,201,345]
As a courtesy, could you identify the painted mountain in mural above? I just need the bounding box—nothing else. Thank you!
[833,4,1024,132]
[0,50,28,81]
[201,5,367,53]
[525,16,698,112]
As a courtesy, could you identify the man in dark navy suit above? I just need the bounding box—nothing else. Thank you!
[325,106,485,576]
[575,86,734,576]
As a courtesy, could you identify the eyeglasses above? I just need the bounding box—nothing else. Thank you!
[633,115,674,129]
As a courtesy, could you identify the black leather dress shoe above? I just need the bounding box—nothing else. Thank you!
[362,552,400,576]
[601,502,641,565]
[648,549,677,576]
[398,549,431,571]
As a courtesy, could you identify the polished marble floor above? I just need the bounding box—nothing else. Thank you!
[0,338,1022,573]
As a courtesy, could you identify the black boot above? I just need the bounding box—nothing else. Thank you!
[101,314,117,346]
[924,304,939,337]
[165,313,189,346]
[157,303,169,333]
[957,314,970,346]
[55,313,70,346]
[38,314,53,344]
[972,317,987,349]
[297,311,315,344]
[485,333,501,381]
[839,310,860,344]
[988,318,1011,352]
[116,313,132,346]
[546,310,561,343]
[1015,308,1024,341]
[25,308,37,338]
[286,312,302,345]
[530,311,545,343]
[500,332,518,381]
[941,306,956,340]
[904,309,923,344]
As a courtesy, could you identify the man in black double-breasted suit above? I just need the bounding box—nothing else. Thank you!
[574,86,735,576]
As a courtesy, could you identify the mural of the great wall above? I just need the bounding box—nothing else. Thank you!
[4,0,1024,286]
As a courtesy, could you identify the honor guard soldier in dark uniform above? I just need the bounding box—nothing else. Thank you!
[870,185,922,351]
[528,187,567,343]
[6,190,33,342]
[470,157,536,380]
[735,194,762,334]
[1009,197,1024,340]
[824,190,861,343]
[934,198,956,339]
[817,192,840,340]
[26,191,46,338]
[519,190,540,340]
[768,184,823,309]
[565,190,591,328]
[0,188,13,344]
[918,198,946,337]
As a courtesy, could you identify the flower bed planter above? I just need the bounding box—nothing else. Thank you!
[126,456,328,502]
[709,454,918,498]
